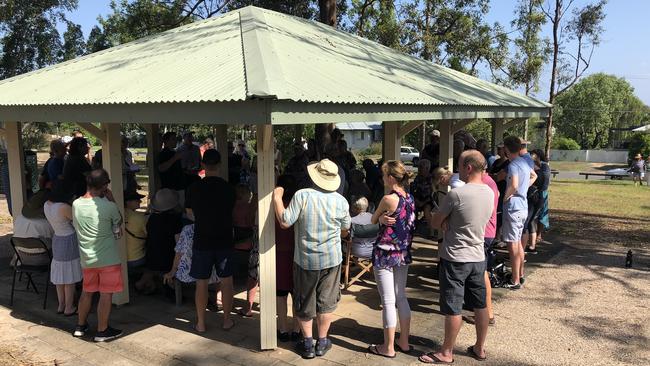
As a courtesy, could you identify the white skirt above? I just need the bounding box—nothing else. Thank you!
[50,258,82,285]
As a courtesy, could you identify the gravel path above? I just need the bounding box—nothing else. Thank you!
[452,236,650,366]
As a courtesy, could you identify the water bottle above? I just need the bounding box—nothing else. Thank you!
[625,250,633,268]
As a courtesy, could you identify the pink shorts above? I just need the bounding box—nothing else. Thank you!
[82,264,124,293]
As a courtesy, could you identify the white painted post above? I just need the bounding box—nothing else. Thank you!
[102,123,129,305]
[257,124,276,350]
[144,124,160,194]
[439,120,454,172]
[5,122,26,216]
[382,121,401,162]
[214,125,228,181]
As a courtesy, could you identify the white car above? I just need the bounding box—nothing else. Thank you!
[400,146,420,164]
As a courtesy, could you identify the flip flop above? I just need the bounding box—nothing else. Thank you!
[367,345,396,359]
[418,352,454,364]
[222,320,236,331]
[466,346,486,361]
[395,344,414,354]
[237,308,253,318]
[191,323,206,334]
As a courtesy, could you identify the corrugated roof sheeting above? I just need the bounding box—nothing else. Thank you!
[0,6,550,110]
[0,11,247,105]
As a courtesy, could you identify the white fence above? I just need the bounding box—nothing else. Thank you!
[550,149,628,163]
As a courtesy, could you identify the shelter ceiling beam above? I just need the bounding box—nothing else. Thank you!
[450,119,474,134]
[399,121,424,139]
[269,102,549,125]
[77,123,106,142]
[0,100,270,125]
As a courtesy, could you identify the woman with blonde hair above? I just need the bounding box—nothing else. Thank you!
[367,160,416,358]
[432,167,465,191]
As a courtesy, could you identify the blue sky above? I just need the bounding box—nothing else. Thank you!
[64,0,650,105]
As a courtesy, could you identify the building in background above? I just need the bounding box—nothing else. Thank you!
[335,122,382,150]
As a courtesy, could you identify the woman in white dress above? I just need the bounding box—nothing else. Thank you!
[43,183,82,315]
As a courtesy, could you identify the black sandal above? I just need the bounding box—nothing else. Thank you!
[367,345,396,358]
[395,344,414,354]
[418,352,454,364]
[466,346,486,361]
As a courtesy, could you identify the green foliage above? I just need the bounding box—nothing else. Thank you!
[62,21,85,60]
[86,25,111,54]
[628,134,650,162]
[504,0,549,93]
[360,142,382,157]
[554,73,647,149]
[0,1,78,78]
[465,119,492,144]
[551,136,580,150]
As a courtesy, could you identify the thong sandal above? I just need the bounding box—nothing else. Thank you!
[466,346,486,361]
[418,352,454,364]
[237,308,253,318]
[395,344,414,354]
[367,345,396,359]
[191,323,206,334]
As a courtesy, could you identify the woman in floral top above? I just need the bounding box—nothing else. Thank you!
[367,160,416,359]
[163,222,218,285]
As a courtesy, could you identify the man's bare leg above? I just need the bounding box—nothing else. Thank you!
[97,293,112,332]
[77,291,93,326]
[484,272,493,319]
[432,315,462,362]
[220,276,234,329]
[195,279,209,332]
[508,243,521,284]
[472,307,489,358]
[316,312,334,339]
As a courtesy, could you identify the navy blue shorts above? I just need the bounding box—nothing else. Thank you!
[484,238,495,269]
[189,249,234,279]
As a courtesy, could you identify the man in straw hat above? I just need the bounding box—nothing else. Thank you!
[72,169,124,342]
[273,159,351,359]
[628,153,646,186]
[185,149,236,332]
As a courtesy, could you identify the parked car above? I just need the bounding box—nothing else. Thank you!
[400,146,419,164]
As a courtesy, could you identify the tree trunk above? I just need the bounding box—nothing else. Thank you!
[315,0,337,158]
[545,0,561,160]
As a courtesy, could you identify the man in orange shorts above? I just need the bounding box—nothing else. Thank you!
[72,169,124,342]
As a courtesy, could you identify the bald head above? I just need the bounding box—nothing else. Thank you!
[458,150,486,182]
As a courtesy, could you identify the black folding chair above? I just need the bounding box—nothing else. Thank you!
[10,237,52,310]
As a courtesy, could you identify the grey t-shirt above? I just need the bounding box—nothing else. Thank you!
[438,183,494,263]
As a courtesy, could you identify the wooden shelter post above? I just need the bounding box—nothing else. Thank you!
[5,122,26,215]
[382,121,401,161]
[256,124,277,350]
[144,124,160,193]
[214,125,228,181]
[439,120,454,172]
[102,123,129,305]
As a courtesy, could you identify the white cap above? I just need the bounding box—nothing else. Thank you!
[431,130,441,137]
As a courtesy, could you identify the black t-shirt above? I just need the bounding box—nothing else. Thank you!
[62,155,92,197]
[145,211,183,272]
[186,176,236,251]
[158,148,184,190]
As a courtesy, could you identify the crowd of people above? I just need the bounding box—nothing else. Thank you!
[9,126,553,363]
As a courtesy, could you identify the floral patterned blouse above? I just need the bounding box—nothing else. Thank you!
[372,190,416,269]
[174,224,218,284]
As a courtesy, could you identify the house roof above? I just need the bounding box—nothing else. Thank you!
[0,6,550,124]
[336,122,382,131]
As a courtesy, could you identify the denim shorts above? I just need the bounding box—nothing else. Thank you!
[502,209,527,243]
[439,259,486,315]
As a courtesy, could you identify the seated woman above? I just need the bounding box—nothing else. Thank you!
[349,196,379,259]
[124,191,148,270]
[163,212,218,285]
[137,189,183,295]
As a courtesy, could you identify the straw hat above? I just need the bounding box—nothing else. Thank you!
[307,159,340,192]
[634,153,642,159]
[150,188,179,212]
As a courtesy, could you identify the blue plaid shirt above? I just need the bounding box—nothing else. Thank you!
[283,188,351,270]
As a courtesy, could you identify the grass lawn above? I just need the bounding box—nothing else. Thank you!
[549,179,650,248]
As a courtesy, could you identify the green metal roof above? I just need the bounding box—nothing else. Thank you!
[0,6,550,124]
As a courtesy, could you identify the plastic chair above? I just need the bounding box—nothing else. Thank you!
[10,237,52,310]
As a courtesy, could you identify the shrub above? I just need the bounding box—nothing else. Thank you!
[552,136,581,150]
[628,133,650,161]
[360,142,382,156]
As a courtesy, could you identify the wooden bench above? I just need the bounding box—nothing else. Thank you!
[578,172,624,180]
